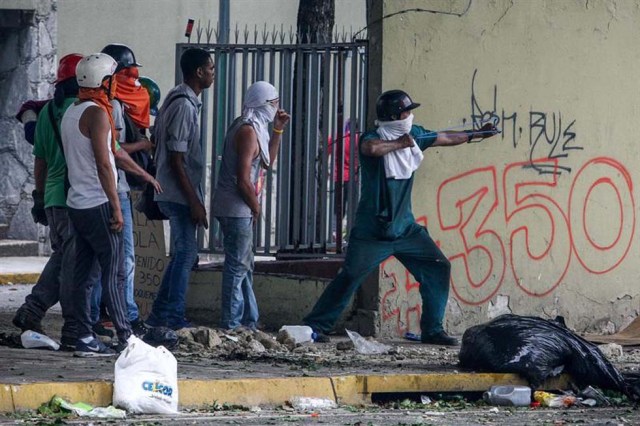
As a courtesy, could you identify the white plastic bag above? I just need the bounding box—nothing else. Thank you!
[345,329,392,355]
[112,335,178,414]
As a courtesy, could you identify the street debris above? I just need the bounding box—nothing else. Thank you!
[459,314,638,399]
[279,325,316,344]
[39,395,126,419]
[483,385,531,406]
[599,343,624,359]
[346,329,392,355]
[20,330,59,350]
[534,390,577,408]
[288,396,337,410]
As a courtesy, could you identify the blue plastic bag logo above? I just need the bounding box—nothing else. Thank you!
[142,381,173,397]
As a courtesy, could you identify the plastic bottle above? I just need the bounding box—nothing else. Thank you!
[279,325,317,343]
[483,385,531,407]
[20,330,60,350]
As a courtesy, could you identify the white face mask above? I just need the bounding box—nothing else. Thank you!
[265,103,278,122]
[376,113,414,140]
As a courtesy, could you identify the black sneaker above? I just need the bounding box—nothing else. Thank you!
[420,331,459,346]
[12,309,45,335]
[60,336,76,352]
[92,323,114,338]
[131,318,149,337]
[111,340,128,354]
[74,337,116,357]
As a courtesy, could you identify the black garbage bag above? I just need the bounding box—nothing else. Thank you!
[142,326,178,350]
[459,314,636,398]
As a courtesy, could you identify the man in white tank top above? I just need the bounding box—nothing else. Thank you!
[60,53,133,357]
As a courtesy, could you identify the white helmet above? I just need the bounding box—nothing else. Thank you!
[75,53,118,88]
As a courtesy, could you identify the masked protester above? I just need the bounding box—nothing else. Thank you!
[12,54,84,351]
[146,48,214,331]
[303,89,498,345]
[60,53,134,357]
[212,81,290,330]
[94,43,160,339]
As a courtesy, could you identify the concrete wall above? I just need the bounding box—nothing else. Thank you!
[57,0,366,107]
[0,0,56,243]
[371,0,640,336]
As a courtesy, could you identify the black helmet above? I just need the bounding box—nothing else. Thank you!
[101,43,141,70]
[376,90,420,121]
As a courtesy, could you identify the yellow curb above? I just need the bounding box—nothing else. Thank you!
[331,375,366,405]
[0,385,13,413]
[1,373,572,413]
[360,373,570,396]
[179,377,336,408]
[0,273,41,285]
[10,381,112,411]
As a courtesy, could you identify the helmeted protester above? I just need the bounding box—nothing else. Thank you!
[12,53,84,351]
[61,53,133,357]
[94,43,160,338]
[147,47,214,330]
[212,81,290,330]
[303,89,498,345]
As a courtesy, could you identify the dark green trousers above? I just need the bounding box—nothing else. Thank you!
[304,224,451,335]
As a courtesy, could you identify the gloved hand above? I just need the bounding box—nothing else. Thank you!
[31,190,48,226]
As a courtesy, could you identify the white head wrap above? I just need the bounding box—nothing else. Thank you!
[242,81,279,167]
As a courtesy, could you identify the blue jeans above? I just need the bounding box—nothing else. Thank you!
[148,201,198,327]
[216,216,259,330]
[91,192,139,323]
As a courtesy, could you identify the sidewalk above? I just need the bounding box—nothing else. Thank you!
[0,338,571,413]
[0,256,47,285]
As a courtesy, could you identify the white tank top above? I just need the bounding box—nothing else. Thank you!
[61,101,116,209]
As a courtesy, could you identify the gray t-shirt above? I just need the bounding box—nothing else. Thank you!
[153,84,203,206]
[212,118,263,218]
[111,100,130,194]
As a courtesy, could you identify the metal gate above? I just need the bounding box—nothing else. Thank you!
[175,28,367,257]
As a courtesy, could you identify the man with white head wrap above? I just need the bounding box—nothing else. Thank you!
[212,81,290,330]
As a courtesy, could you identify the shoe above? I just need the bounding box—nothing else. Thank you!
[60,336,76,352]
[111,340,128,353]
[131,318,149,337]
[12,309,45,334]
[145,313,166,328]
[168,319,192,331]
[313,331,331,343]
[74,337,116,357]
[420,331,459,346]
[92,323,114,338]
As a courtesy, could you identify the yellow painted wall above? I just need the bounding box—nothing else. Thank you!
[375,0,640,336]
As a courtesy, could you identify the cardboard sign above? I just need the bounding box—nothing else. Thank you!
[131,190,167,318]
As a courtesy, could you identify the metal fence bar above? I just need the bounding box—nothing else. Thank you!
[320,47,336,250]
[347,45,359,234]
[175,40,367,257]
[291,49,304,249]
[263,48,277,254]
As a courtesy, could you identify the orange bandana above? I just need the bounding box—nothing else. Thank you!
[115,67,151,129]
[78,78,118,154]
